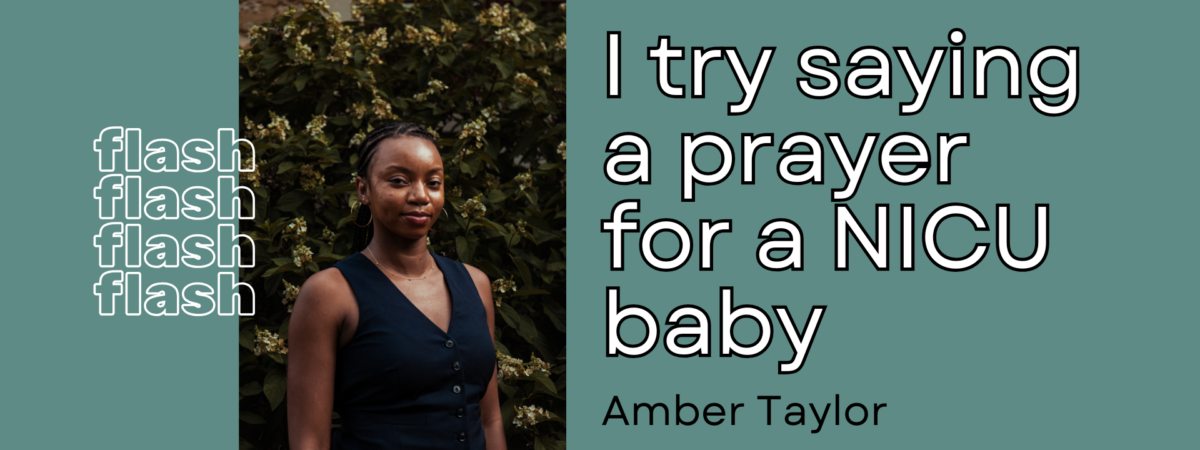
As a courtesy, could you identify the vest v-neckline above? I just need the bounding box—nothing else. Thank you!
[361,251,456,337]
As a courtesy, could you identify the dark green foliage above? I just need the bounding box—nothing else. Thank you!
[237,1,565,448]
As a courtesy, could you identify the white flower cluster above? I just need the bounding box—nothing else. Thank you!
[281,280,300,313]
[372,96,397,120]
[254,327,288,356]
[241,156,264,187]
[300,164,325,190]
[349,129,366,147]
[305,114,327,136]
[458,118,487,149]
[497,351,551,381]
[245,112,291,142]
[292,244,313,267]
[460,194,486,219]
[492,277,516,295]
[514,72,539,92]
[477,3,537,47]
[512,405,549,429]
[413,79,447,102]
[480,106,499,124]
[514,172,533,191]
[400,24,442,55]
[286,217,308,241]
[363,27,389,64]
[491,277,516,306]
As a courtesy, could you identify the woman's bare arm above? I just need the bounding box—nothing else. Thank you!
[466,264,508,450]
[286,268,352,450]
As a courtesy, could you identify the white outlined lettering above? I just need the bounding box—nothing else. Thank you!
[836,204,889,271]
[605,133,652,185]
[923,203,990,271]
[757,219,804,271]
[681,133,734,202]
[607,287,658,358]
[601,200,641,271]
[997,204,1049,271]
[647,36,685,98]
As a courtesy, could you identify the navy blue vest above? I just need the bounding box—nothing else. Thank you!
[331,252,495,450]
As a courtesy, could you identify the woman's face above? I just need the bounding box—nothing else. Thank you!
[357,135,445,241]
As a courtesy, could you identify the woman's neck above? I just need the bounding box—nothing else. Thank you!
[365,231,434,279]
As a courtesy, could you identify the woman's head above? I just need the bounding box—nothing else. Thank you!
[352,122,444,252]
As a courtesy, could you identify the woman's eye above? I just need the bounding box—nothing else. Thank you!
[390,178,408,184]
[429,181,443,188]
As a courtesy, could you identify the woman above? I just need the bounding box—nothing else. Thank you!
[288,122,507,450]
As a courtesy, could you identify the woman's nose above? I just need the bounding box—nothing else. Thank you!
[408,182,431,204]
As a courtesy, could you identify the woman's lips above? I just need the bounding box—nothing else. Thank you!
[402,213,431,225]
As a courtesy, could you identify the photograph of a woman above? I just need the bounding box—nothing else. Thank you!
[237,2,565,449]
[287,123,505,449]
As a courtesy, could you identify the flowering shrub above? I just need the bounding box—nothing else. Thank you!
[237,1,565,449]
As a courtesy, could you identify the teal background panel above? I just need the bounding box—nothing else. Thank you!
[0,1,236,448]
[568,0,1196,448]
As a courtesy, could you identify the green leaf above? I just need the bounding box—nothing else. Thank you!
[543,302,566,333]
[486,189,508,204]
[517,315,539,341]
[276,191,309,212]
[240,411,266,425]
[259,53,284,70]
[294,73,311,91]
[239,381,263,397]
[489,55,512,79]
[277,161,296,174]
[456,236,472,264]
[497,303,520,329]
[263,369,287,411]
[493,339,510,356]
[527,371,557,394]
[239,79,258,95]
[239,326,255,351]
[536,436,565,450]
[511,255,533,289]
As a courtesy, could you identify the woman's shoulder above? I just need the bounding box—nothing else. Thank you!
[294,266,356,314]
[291,265,360,350]
[302,266,352,293]
[460,263,491,287]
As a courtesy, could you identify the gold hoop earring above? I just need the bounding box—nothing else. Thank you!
[351,203,373,228]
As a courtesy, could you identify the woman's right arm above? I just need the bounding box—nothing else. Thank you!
[287,269,350,450]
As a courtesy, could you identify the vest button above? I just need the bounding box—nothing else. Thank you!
[452,361,461,371]
[452,385,462,394]
[456,408,465,418]
[458,432,467,442]
[445,340,455,348]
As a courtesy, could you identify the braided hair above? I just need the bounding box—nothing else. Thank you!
[351,122,439,254]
